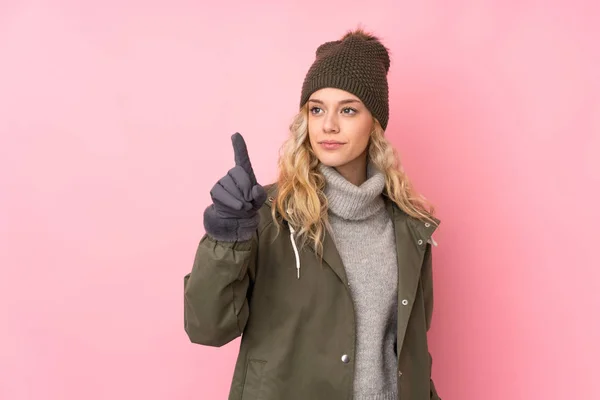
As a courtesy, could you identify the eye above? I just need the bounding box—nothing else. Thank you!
[341,107,357,115]
[309,106,323,115]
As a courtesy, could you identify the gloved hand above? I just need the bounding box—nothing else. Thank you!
[203,132,267,242]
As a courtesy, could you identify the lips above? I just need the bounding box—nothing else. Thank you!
[319,141,345,150]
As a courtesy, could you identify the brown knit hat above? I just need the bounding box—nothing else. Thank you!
[300,29,391,130]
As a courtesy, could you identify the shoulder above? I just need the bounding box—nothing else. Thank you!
[263,182,279,200]
[384,195,441,244]
[257,182,280,233]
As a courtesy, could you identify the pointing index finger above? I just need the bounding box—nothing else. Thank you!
[231,132,257,185]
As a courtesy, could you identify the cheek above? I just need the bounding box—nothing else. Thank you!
[308,119,319,142]
[349,119,372,147]
[307,127,315,144]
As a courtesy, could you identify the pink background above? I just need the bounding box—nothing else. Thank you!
[1,1,599,399]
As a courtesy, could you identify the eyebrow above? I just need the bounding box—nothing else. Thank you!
[308,98,362,105]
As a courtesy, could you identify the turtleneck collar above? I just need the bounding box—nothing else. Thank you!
[318,161,386,221]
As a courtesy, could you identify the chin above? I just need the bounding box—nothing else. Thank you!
[315,155,347,168]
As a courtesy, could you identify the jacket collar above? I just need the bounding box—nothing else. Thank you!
[384,194,440,246]
[264,184,440,284]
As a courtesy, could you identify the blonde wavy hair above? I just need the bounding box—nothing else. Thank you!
[271,103,437,257]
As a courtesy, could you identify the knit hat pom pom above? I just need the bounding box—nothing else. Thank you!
[341,27,381,42]
[341,28,390,73]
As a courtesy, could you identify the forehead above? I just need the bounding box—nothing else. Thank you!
[308,87,361,102]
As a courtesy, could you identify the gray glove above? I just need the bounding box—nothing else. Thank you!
[203,132,267,242]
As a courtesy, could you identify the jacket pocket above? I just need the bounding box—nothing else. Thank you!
[241,359,266,400]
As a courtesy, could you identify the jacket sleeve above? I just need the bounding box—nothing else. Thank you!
[422,243,442,400]
[183,232,258,347]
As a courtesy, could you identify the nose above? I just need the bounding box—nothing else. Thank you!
[323,112,340,133]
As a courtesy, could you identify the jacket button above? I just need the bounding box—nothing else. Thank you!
[401,299,409,306]
[425,222,430,227]
[341,354,350,363]
[398,370,403,377]
[418,239,423,245]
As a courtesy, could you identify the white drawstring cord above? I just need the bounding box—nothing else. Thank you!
[427,235,438,247]
[288,224,301,279]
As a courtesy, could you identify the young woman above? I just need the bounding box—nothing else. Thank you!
[184,29,442,400]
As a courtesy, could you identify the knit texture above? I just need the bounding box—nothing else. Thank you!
[319,162,398,400]
[300,29,391,130]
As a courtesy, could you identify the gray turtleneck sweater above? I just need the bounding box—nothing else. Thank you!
[319,162,399,400]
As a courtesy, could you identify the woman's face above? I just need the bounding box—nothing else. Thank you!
[307,88,373,172]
